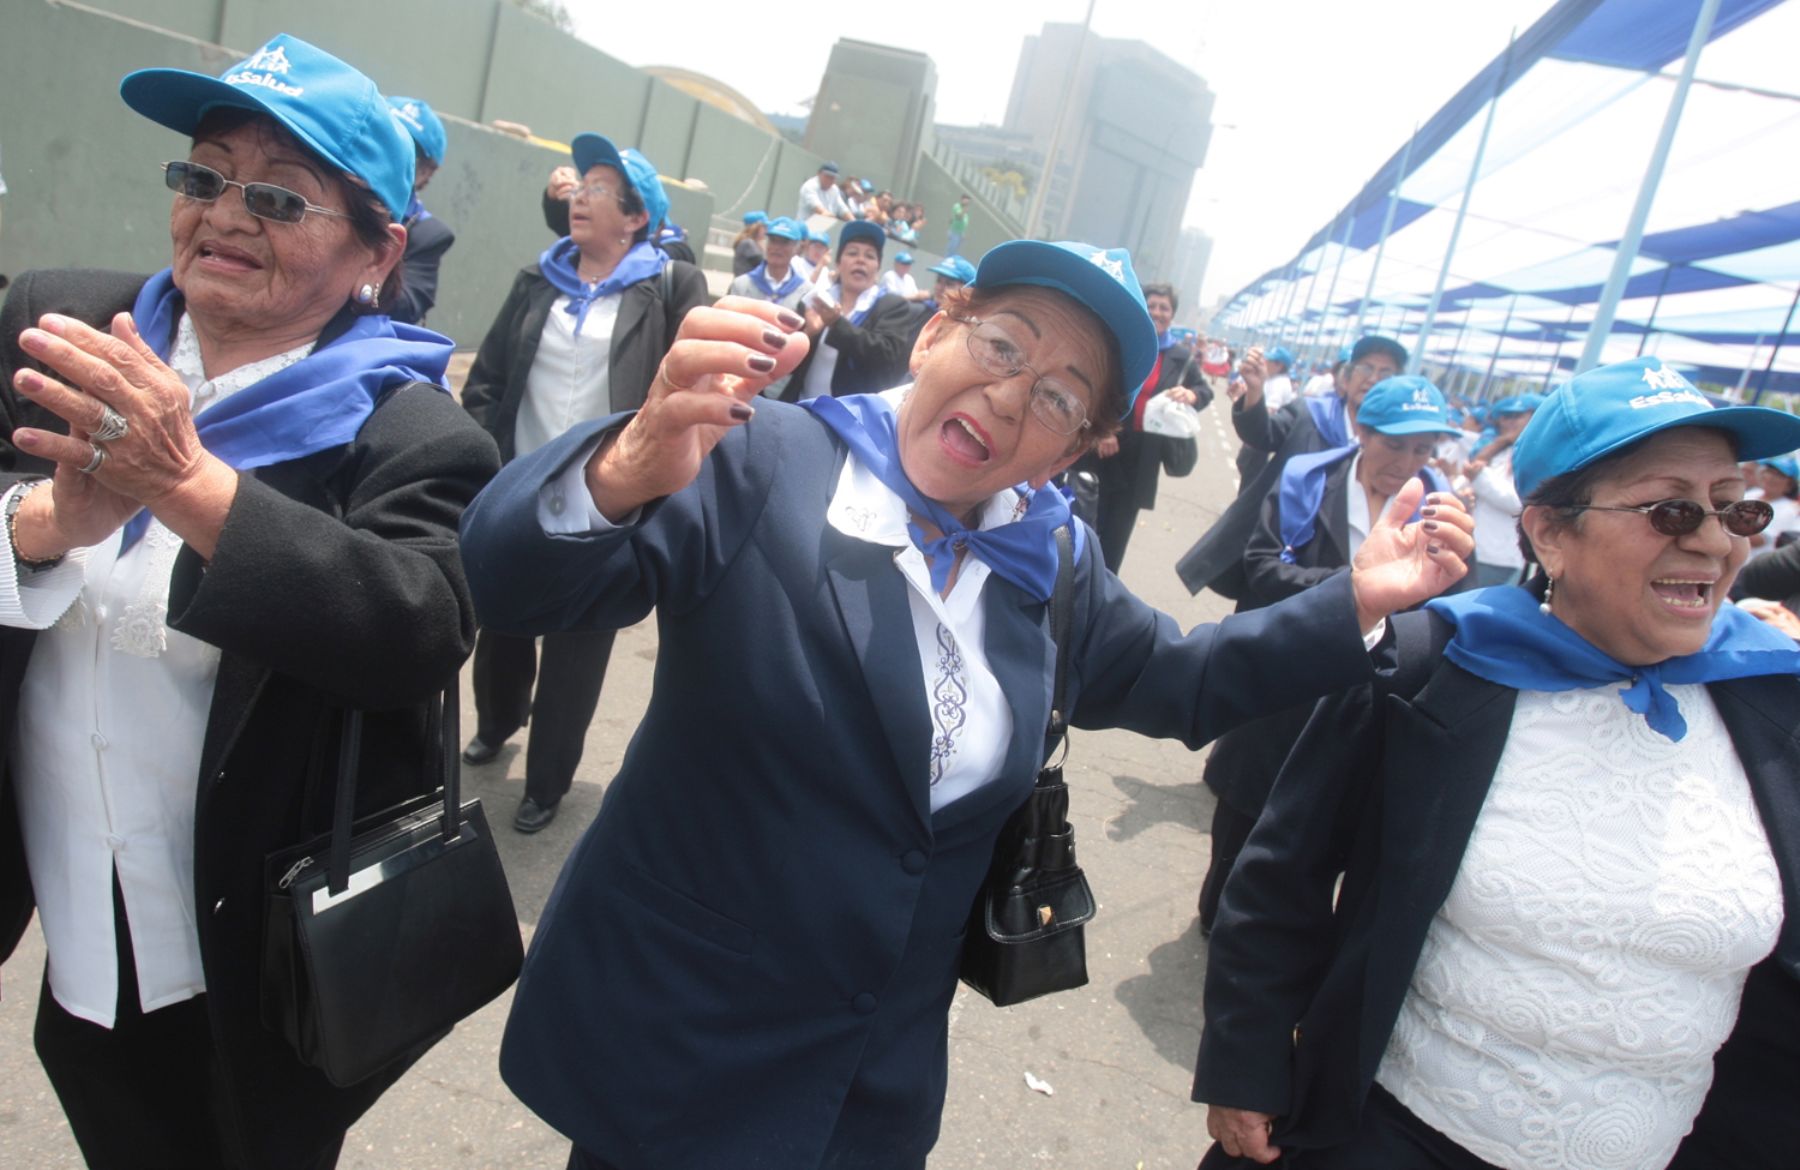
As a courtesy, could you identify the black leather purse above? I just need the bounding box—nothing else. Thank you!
[960,525,1097,1006]
[261,689,523,1086]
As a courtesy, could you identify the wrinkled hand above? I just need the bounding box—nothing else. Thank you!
[1238,348,1267,403]
[1738,596,1800,641]
[1204,1106,1281,1165]
[587,297,811,521]
[547,165,579,201]
[1095,435,1121,458]
[11,312,236,556]
[1349,481,1475,632]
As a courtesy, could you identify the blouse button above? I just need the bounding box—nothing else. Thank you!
[901,850,927,875]
[90,732,108,750]
[105,834,125,851]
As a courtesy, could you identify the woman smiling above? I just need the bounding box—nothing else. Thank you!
[460,239,1475,1169]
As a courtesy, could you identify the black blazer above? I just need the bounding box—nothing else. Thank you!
[781,292,917,400]
[1734,540,1800,612]
[389,210,455,326]
[459,260,708,463]
[0,269,500,1166]
[1194,609,1800,1158]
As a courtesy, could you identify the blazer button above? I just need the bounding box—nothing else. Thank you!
[901,850,927,875]
[852,992,878,1015]
[214,898,226,916]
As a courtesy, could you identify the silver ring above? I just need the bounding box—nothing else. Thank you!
[79,443,106,475]
[91,403,129,442]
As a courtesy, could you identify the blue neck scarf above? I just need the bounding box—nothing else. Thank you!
[1306,393,1351,448]
[747,261,805,301]
[827,283,885,326]
[1157,330,1178,352]
[803,392,1085,600]
[1426,585,1800,741]
[123,269,452,550]
[537,238,666,336]
[405,194,432,224]
[1277,444,1447,564]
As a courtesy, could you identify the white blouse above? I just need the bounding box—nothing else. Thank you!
[1,315,310,1027]
[1376,683,1784,1170]
[513,292,621,459]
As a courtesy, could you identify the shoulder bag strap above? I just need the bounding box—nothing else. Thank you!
[1039,524,1076,778]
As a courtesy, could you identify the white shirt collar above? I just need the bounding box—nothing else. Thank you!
[826,282,883,317]
[169,313,313,411]
[825,386,1025,546]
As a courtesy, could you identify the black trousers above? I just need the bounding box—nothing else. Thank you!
[1198,798,1257,933]
[471,625,618,805]
[1200,1084,1501,1170]
[33,879,344,1170]
[1092,485,1141,574]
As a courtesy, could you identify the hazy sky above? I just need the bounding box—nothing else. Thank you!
[565,0,1564,303]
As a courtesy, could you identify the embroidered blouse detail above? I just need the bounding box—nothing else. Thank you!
[927,623,969,787]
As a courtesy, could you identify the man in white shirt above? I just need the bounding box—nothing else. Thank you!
[879,252,930,302]
[1261,345,1298,412]
[797,162,852,225]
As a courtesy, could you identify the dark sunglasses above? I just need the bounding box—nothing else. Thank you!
[161,161,350,225]
[1569,498,1773,537]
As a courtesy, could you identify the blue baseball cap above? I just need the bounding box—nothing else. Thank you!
[764,216,806,242]
[386,96,445,166]
[1266,346,1296,369]
[1355,376,1459,436]
[1336,344,1355,365]
[837,219,886,260]
[820,161,840,174]
[1513,357,1800,500]
[929,255,977,283]
[971,240,1157,417]
[571,132,669,235]
[1759,453,1799,482]
[1493,393,1544,416]
[894,251,914,265]
[1351,334,1408,368]
[806,225,831,245]
[743,210,768,225]
[120,33,414,221]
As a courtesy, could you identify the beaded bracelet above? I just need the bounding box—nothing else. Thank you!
[5,480,65,571]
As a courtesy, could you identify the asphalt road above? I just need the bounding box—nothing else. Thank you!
[0,399,1250,1169]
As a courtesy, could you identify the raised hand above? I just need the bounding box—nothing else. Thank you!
[585,297,810,521]
[1349,480,1475,632]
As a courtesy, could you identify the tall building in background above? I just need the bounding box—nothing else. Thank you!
[804,39,937,195]
[1169,228,1215,329]
[1003,23,1214,282]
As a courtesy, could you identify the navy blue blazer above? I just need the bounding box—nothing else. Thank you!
[458,400,1379,1169]
[1194,610,1800,1158]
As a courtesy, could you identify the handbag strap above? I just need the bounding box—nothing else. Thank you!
[1038,524,1075,781]
[324,686,461,895]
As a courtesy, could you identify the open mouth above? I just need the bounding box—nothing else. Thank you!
[939,415,991,465]
[197,241,262,271]
[1651,578,1714,611]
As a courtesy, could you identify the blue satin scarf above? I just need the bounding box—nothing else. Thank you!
[803,392,1085,600]
[1425,584,1800,741]
[537,237,666,336]
[1276,444,1447,564]
[1306,394,1351,447]
[122,268,452,549]
[746,262,806,301]
[404,194,432,224]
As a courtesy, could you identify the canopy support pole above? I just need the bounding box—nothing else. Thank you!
[1311,213,1358,360]
[1351,126,1419,343]
[1576,0,1722,373]
[1635,263,1679,356]
[1751,282,1799,404]
[1413,33,1515,375]
[1479,294,1520,400]
[1542,304,1580,391]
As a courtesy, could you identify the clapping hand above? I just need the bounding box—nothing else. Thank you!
[1348,481,1475,632]
[584,297,811,522]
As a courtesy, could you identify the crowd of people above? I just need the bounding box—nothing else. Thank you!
[3,30,1800,1170]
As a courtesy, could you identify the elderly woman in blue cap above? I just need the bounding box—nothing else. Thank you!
[384,95,454,325]
[459,237,1475,1169]
[1196,375,1461,932]
[731,209,768,277]
[459,132,707,833]
[1196,356,1800,1170]
[784,219,916,400]
[0,34,498,1169]
[1462,392,1544,587]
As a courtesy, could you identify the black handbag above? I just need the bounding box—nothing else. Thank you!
[261,689,524,1087]
[959,525,1097,1006]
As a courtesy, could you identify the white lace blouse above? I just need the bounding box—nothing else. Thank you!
[1376,683,1784,1170]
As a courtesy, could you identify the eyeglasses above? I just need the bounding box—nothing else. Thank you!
[1569,498,1773,537]
[1349,361,1397,381]
[162,161,350,225]
[955,317,1090,436]
[571,182,622,204]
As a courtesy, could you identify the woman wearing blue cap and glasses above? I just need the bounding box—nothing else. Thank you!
[1461,393,1543,588]
[0,34,500,1170]
[458,132,709,834]
[1197,357,1800,1170]
[459,236,1474,1169]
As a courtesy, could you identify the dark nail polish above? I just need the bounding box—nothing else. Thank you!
[747,354,777,373]
[776,310,804,330]
[729,402,755,421]
[1427,542,1442,555]
[761,328,789,349]
[1423,520,1440,532]
[1420,506,1438,517]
